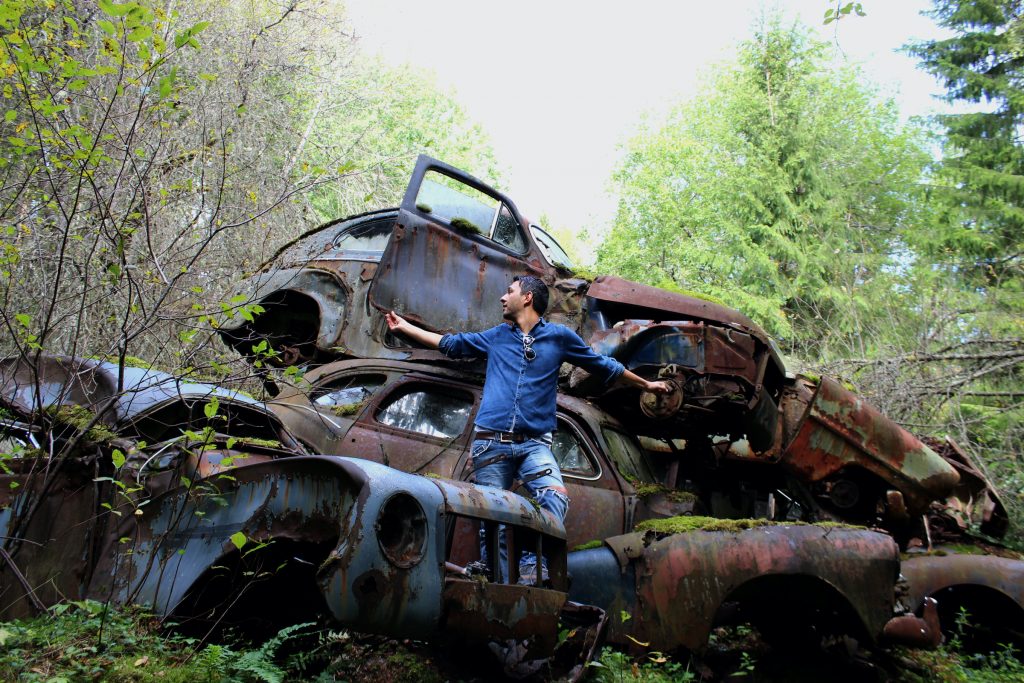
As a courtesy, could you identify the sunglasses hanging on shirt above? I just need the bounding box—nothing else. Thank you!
[522,334,536,361]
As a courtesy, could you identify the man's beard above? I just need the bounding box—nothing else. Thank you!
[502,309,515,321]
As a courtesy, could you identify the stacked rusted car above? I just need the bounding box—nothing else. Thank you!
[2,156,1021,675]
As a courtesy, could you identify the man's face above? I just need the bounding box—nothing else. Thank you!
[501,281,530,320]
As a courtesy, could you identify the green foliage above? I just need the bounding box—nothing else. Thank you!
[301,58,504,221]
[45,404,117,443]
[588,647,695,682]
[895,605,1024,682]
[598,17,930,358]
[0,601,327,682]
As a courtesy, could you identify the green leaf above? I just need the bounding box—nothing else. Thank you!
[203,396,219,420]
[99,0,136,17]
[230,531,246,550]
[14,313,29,327]
[4,110,15,122]
[111,449,126,469]
[98,19,116,35]
[127,25,152,42]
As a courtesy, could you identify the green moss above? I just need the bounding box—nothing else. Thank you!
[635,483,667,498]
[415,202,432,213]
[666,490,698,504]
[450,217,482,234]
[568,265,598,281]
[635,515,864,536]
[636,516,775,534]
[104,355,152,370]
[46,405,117,443]
[635,484,699,505]
[423,472,441,479]
[233,437,282,449]
[329,401,365,417]
[800,372,821,384]
[572,539,604,551]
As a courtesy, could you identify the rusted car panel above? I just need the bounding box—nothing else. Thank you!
[583,276,773,343]
[576,316,781,450]
[0,451,99,617]
[0,355,297,447]
[900,551,1024,645]
[568,524,932,652]
[369,156,553,336]
[921,436,1009,538]
[778,377,958,516]
[98,456,363,618]
[901,552,1024,611]
[695,374,960,527]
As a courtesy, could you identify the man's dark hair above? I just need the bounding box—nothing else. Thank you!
[513,275,549,315]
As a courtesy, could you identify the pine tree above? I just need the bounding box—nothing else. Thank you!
[908,0,1024,292]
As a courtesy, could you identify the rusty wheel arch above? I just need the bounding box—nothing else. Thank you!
[923,583,1024,650]
[220,288,325,366]
[167,537,336,638]
[716,573,876,647]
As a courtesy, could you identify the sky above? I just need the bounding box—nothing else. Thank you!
[342,1,953,259]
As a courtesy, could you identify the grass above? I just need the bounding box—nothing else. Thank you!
[3,600,1021,682]
[0,601,450,683]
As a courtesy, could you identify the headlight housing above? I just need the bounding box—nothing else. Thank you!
[375,492,427,568]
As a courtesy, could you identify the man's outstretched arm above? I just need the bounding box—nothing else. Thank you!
[619,369,672,394]
[385,311,443,349]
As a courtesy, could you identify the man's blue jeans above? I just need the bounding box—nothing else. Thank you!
[470,437,569,581]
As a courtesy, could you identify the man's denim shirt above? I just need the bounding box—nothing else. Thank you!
[438,318,625,436]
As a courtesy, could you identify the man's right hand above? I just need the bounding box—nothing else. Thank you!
[385,311,443,350]
[385,310,406,332]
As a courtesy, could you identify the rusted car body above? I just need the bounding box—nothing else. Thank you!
[220,156,969,539]
[901,550,1024,648]
[220,155,787,450]
[664,375,963,529]
[267,358,695,549]
[568,523,940,652]
[0,356,576,657]
[2,351,1022,660]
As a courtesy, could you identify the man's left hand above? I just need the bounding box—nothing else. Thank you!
[645,380,672,395]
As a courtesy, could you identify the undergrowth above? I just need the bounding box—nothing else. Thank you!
[0,600,319,682]
[0,601,447,682]
[3,600,1022,682]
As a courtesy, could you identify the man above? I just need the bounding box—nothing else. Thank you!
[386,275,670,576]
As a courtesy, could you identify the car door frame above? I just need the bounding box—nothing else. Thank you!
[368,155,556,337]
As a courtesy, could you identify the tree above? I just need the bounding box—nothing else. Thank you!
[0,0,502,382]
[597,18,930,361]
[889,0,1024,529]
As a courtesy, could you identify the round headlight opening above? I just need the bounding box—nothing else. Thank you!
[376,493,427,568]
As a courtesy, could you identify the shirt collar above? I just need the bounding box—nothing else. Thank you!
[505,317,546,336]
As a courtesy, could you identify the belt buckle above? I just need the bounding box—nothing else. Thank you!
[498,432,515,443]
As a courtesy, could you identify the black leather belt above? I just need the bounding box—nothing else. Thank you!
[475,430,529,443]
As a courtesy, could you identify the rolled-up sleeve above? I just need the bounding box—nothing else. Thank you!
[438,327,496,360]
[561,328,624,385]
